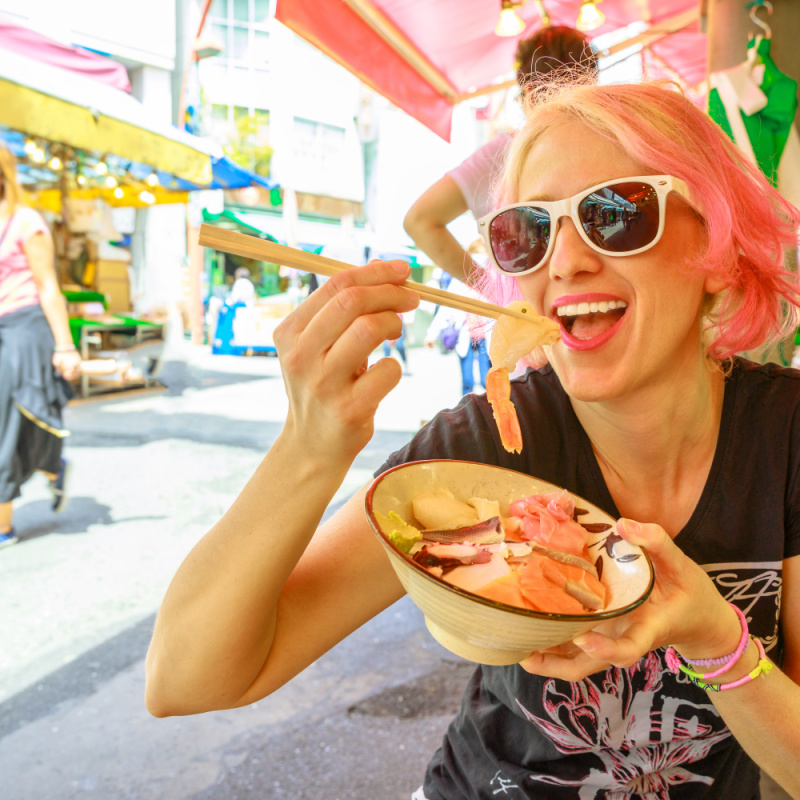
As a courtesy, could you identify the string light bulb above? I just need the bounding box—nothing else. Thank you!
[48,156,63,170]
[24,139,38,156]
[30,147,46,164]
[576,0,605,32]
[139,190,156,204]
[145,172,159,187]
[77,174,87,186]
[95,159,108,175]
[495,0,526,37]
[105,175,118,189]
[114,187,124,199]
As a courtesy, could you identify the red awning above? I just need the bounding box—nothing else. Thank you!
[0,20,131,93]
[275,0,704,141]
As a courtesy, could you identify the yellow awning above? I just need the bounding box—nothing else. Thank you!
[26,187,191,213]
[0,49,212,184]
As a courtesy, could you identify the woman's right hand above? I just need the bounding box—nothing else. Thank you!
[273,260,419,463]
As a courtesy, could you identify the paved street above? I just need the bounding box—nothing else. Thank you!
[0,342,790,800]
[0,342,475,800]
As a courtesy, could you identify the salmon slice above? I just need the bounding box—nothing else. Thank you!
[475,571,528,609]
[546,559,606,610]
[518,557,585,614]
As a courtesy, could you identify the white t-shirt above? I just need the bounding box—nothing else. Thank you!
[229,277,256,305]
[447,132,513,220]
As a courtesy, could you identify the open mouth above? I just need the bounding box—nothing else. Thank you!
[556,300,628,341]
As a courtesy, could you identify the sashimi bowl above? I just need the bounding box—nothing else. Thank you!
[365,460,654,666]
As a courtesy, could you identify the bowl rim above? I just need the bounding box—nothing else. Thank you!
[365,459,655,623]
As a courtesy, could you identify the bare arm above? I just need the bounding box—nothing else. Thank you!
[522,525,800,799]
[699,553,800,798]
[145,261,419,716]
[404,175,478,284]
[25,231,81,381]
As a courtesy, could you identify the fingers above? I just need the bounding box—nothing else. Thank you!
[518,647,610,681]
[282,260,415,340]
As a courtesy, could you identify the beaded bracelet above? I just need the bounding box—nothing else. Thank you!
[665,603,749,680]
[686,637,773,692]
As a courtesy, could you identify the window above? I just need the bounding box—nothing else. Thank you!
[293,118,346,168]
[207,0,272,70]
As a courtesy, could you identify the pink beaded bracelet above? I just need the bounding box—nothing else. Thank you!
[665,603,749,679]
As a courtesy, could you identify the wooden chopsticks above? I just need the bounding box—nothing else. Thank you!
[198,224,535,323]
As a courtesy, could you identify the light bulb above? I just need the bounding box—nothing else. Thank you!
[48,156,63,170]
[114,187,124,199]
[105,175,118,189]
[96,160,108,175]
[495,2,525,37]
[145,172,159,187]
[77,174,87,186]
[139,190,156,204]
[576,1,605,32]
[24,139,37,156]
[31,148,46,164]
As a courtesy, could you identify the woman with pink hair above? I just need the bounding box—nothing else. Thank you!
[146,81,800,799]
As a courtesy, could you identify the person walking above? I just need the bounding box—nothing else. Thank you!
[0,147,79,548]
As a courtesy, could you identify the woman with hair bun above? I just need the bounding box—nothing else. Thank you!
[147,81,800,799]
[404,25,598,286]
[0,147,79,548]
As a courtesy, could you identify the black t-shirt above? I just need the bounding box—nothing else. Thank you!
[377,359,800,799]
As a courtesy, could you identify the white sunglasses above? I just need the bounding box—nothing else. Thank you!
[477,175,693,277]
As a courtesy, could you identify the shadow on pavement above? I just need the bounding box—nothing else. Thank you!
[11,497,165,541]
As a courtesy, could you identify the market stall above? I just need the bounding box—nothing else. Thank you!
[0,24,278,393]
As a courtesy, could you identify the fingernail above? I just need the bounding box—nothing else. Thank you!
[618,518,642,538]
[573,635,593,651]
[391,261,410,274]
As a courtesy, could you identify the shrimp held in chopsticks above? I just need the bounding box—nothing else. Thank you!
[487,301,561,453]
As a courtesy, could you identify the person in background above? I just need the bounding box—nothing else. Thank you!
[404,25,598,285]
[425,242,493,395]
[0,147,79,549]
[229,266,257,306]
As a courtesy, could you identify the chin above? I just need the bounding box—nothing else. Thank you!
[549,351,623,403]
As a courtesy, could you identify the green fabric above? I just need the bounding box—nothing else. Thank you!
[708,37,798,187]
[201,208,279,241]
[62,290,108,306]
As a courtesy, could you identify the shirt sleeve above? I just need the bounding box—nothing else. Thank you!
[447,133,512,219]
[15,208,50,245]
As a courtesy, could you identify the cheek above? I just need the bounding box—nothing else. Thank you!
[515,273,548,315]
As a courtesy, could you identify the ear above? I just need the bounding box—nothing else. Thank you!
[703,273,728,295]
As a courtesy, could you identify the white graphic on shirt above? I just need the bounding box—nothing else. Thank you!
[489,770,522,795]
[515,651,732,799]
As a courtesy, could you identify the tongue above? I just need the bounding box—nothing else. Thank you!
[570,309,625,341]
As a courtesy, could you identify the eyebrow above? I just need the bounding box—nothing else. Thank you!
[520,178,621,204]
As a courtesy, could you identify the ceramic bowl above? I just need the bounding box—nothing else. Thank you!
[365,459,654,666]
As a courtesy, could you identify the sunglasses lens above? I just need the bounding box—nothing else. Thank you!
[489,206,551,274]
[578,181,661,253]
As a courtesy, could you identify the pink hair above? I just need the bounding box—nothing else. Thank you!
[475,80,800,359]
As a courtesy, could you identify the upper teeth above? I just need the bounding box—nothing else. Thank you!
[556,300,628,317]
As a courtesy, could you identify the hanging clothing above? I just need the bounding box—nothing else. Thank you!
[708,36,800,206]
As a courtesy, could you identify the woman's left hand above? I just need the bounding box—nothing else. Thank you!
[53,349,82,381]
[519,518,740,681]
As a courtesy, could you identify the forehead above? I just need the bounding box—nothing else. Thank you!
[517,119,647,202]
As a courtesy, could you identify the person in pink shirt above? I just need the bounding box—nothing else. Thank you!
[0,146,81,548]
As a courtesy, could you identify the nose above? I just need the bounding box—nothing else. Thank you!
[547,217,603,281]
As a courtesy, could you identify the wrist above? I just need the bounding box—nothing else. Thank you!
[54,345,78,354]
[675,602,743,664]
